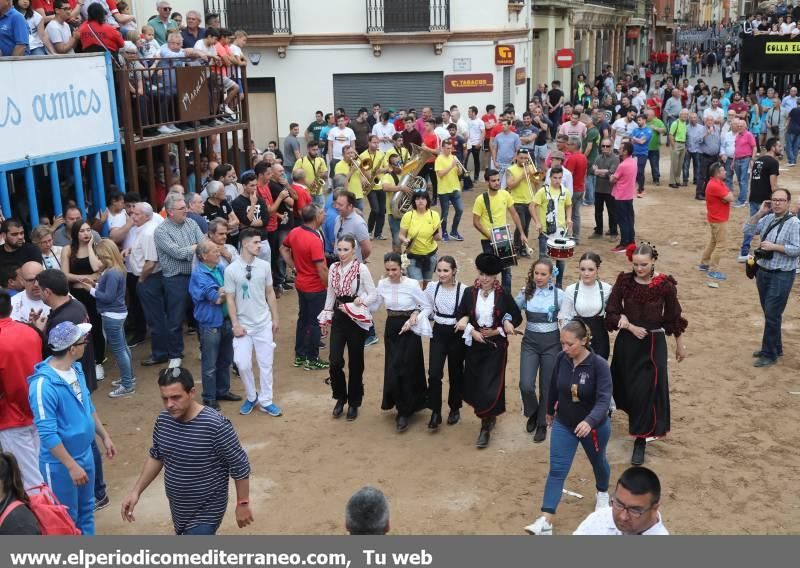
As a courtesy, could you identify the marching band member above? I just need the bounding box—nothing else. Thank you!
[505,149,537,257]
[379,153,412,253]
[471,169,528,295]
[374,253,431,433]
[455,253,522,449]
[399,190,441,289]
[318,235,377,421]
[560,252,613,359]
[532,167,573,289]
[291,141,328,208]
[420,256,466,429]
[605,243,687,466]
[334,146,369,210]
[517,258,563,444]
[434,139,465,242]
[385,132,411,166]
[360,135,388,240]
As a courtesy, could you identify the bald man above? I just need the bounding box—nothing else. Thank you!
[10,261,49,324]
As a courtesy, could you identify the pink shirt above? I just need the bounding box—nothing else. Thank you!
[612,157,637,201]
[558,121,587,139]
[734,130,757,159]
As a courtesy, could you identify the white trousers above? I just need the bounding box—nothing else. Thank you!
[233,325,275,406]
[0,425,44,491]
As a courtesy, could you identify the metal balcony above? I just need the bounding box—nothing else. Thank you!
[204,0,291,35]
[584,0,637,10]
[366,0,450,33]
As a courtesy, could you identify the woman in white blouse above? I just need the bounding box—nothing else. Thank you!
[559,252,613,359]
[375,252,430,433]
[318,236,377,421]
[420,256,466,429]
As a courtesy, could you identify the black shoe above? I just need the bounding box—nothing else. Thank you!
[141,357,168,367]
[526,414,537,433]
[533,425,547,443]
[476,426,491,448]
[126,336,146,349]
[396,415,409,433]
[631,438,646,465]
[232,363,240,376]
[281,283,295,291]
[346,405,358,421]
[204,400,221,410]
[332,400,345,418]
[94,494,110,511]
[428,411,442,430]
[668,184,679,188]
[753,356,777,368]
[217,392,243,402]
[752,350,783,358]
[447,409,460,425]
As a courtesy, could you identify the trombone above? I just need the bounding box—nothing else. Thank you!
[520,154,543,201]
[350,156,373,192]
[452,155,469,177]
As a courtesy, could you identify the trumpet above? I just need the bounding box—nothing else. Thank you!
[452,155,469,177]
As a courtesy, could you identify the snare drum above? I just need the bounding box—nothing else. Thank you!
[546,236,576,259]
[490,225,517,267]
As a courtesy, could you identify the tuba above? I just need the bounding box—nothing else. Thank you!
[390,144,437,219]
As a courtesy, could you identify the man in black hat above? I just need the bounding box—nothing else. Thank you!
[455,253,522,448]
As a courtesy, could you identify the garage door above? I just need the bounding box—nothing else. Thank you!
[333,72,444,116]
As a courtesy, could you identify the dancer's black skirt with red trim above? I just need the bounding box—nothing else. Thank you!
[610,328,670,438]
[381,315,427,416]
[463,335,508,418]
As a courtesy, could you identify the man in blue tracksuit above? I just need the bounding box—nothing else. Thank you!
[28,322,116,535]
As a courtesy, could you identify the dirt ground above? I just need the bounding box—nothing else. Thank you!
[95,156,800,535]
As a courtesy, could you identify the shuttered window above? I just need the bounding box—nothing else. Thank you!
[333,72,444,116]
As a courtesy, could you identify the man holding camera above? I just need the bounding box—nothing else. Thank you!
[743,188,800,368]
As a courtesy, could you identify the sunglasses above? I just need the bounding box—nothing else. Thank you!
[245,264,252,281]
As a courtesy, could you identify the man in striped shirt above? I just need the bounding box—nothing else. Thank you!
[120,367,253,535]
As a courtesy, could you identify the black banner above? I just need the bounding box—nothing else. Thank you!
[740,35,800,73]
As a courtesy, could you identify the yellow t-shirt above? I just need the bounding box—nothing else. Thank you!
[532,185,572,234]
[434,154,461,196]
[400,209,441,255]
[292,156,328,196]
[505,164,531,205]
[334,159,364,199]
[380,171,400,210]
[359,149,386,192]
[472,189,515,235]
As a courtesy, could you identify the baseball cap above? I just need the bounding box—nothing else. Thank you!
[48,321,92,352]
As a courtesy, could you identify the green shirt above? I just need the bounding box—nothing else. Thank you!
[147,17,178,45]
[583,127,600,166]
[647,119,666,151]
[669,119,687,143]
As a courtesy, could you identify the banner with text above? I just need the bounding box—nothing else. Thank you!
[740,35,800,73]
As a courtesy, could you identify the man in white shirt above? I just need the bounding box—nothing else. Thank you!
[574,467,669,535]
[781,86,798,113]
[45,0,79,54]
[371,112,396,153]
[449,105,470,140]
[327,115,357,173]
[465,105,486,181]
[703,97,725,125]
[611,108,637,151]
[630,87,647,112]
[10,261,49,324]
[544,151,573,193]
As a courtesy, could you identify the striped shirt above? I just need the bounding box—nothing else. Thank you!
[153,218,205,277]
[149,407,251,534]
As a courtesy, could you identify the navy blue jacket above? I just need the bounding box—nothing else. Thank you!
[547,351,611,429]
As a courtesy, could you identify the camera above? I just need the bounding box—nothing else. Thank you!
[753,248,774,261]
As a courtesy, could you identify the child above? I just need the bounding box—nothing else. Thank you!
[139,24,160,59]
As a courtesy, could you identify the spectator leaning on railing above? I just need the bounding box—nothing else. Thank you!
[44,0,79,54]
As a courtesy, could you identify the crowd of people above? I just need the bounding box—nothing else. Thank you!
[1,14,799,537]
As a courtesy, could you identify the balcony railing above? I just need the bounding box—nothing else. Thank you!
[204,0,291,34]
[585,0,636,10]
[366,0,450,33]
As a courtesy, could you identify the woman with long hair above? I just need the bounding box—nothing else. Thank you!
[13,0,47,55]
[560,252,613,359]
[516,258,562,444]
[91,239,134,398]
[318,235,377,421]
[747,93,762,152]
[606,243,687,466]
[61,219,105,379]
[524,320,612,536]
[375,252,430,432]
[421,256,467,428]
[0,453,41,535]
[399,190,441,289]
[455,253,522,449]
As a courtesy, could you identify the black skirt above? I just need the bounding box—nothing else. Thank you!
[381,315,427,416]
[578,315,610,359]
[463,335,508,418]
[610,329,670,438]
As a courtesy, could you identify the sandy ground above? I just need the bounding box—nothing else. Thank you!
[93,154,800,536]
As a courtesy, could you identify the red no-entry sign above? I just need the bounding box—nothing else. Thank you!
[555,48,575,69]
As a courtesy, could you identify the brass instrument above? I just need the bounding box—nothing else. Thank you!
[452,155,469,177]
[308,156,324,194]
[371,152,387,186]
[521,156,545,201]
[390,144,437,219]
[350,156,372,192]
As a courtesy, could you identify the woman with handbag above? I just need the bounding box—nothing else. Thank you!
[399,190,441,290]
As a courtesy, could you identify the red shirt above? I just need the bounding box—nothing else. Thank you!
[422,132,439,163]
[282,225,326,293]
[32,0,55,14]
[257,183,280,232]
[489,124,517,139]
[729,101,749,116]
[0,318,42,430]
[481,113,498,135]
[79,21,124,52]
[291,184,312,217]
[705,177,730,223]
[565,152,588,192]
[393,117,406,132]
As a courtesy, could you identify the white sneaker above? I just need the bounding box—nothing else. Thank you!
[95,364,105,381]
[168,358,182,369]
[157,125,173,135]
[524,515,553,535]
[595,491,610,511]
[737,255,749,263]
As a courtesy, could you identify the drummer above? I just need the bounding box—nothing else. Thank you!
[559,252,614,359]
[505,149,537,257]
[532,167,574,289]
[471,168,529,294]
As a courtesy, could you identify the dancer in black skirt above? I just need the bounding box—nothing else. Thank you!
[455,253,522,448]
[605,243,688,465]
[421,256,467,429]
[560,252,614,359]
[375,253,430,432]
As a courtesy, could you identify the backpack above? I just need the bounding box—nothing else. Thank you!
[0,485,81,535]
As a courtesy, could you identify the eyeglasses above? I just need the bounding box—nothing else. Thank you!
[161,6,172,11]
[610,495,655,518]
[73,340,88,347]
[601,145,612,148]
[771,198,788,203]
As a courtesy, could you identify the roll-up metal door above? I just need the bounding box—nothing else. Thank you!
[333,72,444,116]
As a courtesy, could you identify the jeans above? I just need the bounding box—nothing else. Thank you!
[583,174,596,205]
[571,192,583,244]
[733,158,751,204]
[42,449,95,535]
[296,290,326,361]
[163,274,190,359]
[616,199,635,246]
[683,151,698,184]
[198,321,233,403]
[367,190,386,236]
[125,273,147,341]
[647,149,660,182]
[497,162,511,189]
[267,231,285,287]
[538,234,565,288]
[740,202,762,256]
[439,191,463,234]
[513,203,532,251]
[723,158,734,190]
[696,154,715,198]
[101,315,134,389]
[533,145,549,171]
[354,198,364,211]
[481,240,511,294]
[312,194,325,208]
[136,272,168,361]
[180,523,219,535]
[755,268,796,360]
[635,154,648,193]
[785,130,800,165]
[388,215,401,250]
[91,440,106,503]
[407,254,436,282]
[541,418,611,514]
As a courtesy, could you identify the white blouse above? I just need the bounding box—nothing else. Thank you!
[323,261,377,312]
[421,281,465,325]
[475,290,496,328]
[375,276,430,312]
[560,280,613,321]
